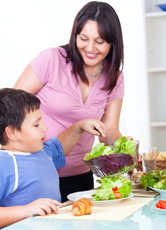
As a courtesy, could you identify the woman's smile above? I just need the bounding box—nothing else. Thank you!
[84,50,99,59]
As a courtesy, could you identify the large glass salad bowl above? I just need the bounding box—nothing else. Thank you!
[83,137,140,177]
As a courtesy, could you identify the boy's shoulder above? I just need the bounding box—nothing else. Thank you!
[0,149,14,158]
[0,150,15,171]
[0,150,12,159]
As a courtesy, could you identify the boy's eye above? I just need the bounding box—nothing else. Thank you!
[34,124,39,127]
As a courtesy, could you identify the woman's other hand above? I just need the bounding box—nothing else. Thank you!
[126,136,133,140]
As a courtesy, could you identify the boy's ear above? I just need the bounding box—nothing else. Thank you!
[5,126,18,141]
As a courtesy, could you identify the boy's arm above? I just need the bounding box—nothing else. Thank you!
[0,198,62,228]
[57,119,105,156]
[0,206,28,228]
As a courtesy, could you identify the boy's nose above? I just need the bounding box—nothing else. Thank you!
[44,124,47,131]
[42,123,47,132]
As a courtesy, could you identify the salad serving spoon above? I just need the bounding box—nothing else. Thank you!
[94,127,116,150]
[104,137,116,150]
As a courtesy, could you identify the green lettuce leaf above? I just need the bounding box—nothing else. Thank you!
[153,181,164,189]
[118,185,132,198]
[114,136,126,151]
[92,175,132,201]
[90,143,105,158]
[140,170,166,190]
[84,136,136,161]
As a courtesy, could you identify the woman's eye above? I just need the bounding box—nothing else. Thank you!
[81,37,88,41]
[96,40,104,44]
[34,124,39,127]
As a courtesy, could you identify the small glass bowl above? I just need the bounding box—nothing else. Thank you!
[149,186,166,197]
[83,140,140,178]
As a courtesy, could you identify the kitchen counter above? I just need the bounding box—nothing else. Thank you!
[3,196,166,230]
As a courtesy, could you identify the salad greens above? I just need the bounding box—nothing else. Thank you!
[93,175,132,201]
[140,170,166,190]
[84,136,136,161]
[83,136,137,176]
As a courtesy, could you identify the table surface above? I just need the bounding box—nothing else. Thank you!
[3,196,166,230]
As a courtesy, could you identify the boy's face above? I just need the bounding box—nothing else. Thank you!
[16,109,47,153]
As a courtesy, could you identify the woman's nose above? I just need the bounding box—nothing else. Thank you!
[86,40,95,52]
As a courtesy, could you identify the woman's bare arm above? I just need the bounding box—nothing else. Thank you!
[99,98,123,143]
[14,64,43,94]
[58,119,105,156]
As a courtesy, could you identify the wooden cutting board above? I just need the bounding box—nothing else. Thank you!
[35,197,154,221]
[132,188,159,197]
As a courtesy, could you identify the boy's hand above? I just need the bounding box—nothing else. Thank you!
[80,119,106,137]
[24,198,62,217]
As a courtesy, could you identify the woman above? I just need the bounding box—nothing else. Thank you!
[14,1,125,202]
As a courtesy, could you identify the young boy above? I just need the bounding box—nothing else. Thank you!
[0,88,105,228]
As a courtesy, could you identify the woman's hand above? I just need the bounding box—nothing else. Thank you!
[80,119,106,137]
[24,198,62,217]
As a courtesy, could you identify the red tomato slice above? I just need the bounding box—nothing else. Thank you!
[156,203,162,208]
[156,202,166,209]
[112,186,118,192]
[159,200,166,205]
[114,192,122,199]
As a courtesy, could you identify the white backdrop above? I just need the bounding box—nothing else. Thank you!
[0,0,151,151]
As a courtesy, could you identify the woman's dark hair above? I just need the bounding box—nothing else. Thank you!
[60,1,124,93]
[0,88,41,145]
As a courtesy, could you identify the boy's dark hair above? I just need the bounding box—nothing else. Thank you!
[0,88,41,145]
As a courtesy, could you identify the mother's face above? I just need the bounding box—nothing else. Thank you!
[76,20,111,68]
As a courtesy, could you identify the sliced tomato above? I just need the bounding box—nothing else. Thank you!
[114,192,122,199]
[159,200,166,205]
[160,203,166,209]
[156,203,162,208]
[112,186,118,192]
[156,202,166,209]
